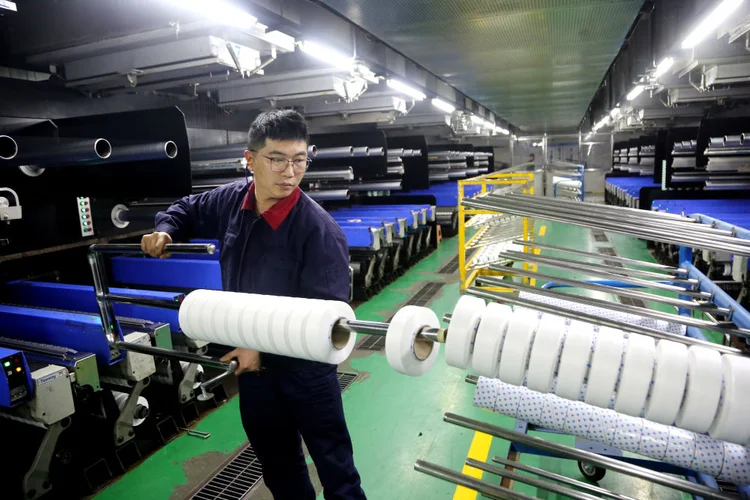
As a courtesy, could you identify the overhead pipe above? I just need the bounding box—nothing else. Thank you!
[305,189,349,201]
[368,147,385,156]
[1,136,112,168]
[302,168,353,181]
[314,146,354,159]
[387,148,404,157]
[352,147,370,157]
[190,144,246,163]
[108,141,178,162]
[347,181,401,192]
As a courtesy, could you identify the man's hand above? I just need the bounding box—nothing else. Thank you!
[221,348,261,376]
[141,231,173,258]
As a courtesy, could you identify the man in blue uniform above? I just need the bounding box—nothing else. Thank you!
[141,109,366,500]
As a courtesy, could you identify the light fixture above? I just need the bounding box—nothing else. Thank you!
[470,115,484,125]
[386,79,426,100]
[610,107,621,119]
[172,0,258,29]
[681,0,744,49]
[431,98,456,113]
[627,85,646,101]
[653,57,675,79]
[299,40,355,70]
[494,126,510,135]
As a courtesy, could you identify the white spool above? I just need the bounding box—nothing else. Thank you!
[611,413,643,451]
[690,433,725,477]
[563,401,595,436]
[246,299,271,352]
[384,305,440,376]
[664,426,696,469]
[708,354,750,444]
[554,321,594,401]
[180,362,205,390]
[470,303,511,378]
[223,293,249,348]
[613,333,655,417]
[638,419,669,461]
[643,340,688,425]
[287,304,315,359]
[270,303,296,357]
[446,295,486,368]
[302,302,356,364]
[674,346,723,433]
[584,327,625,408]
[473,377,500,411]
[539,393,570,432]
[517,387,547,423]
[497,308,540,385]
[718,442,750,485]
[585,406,619,445]
[494,382,524,418]
[113,391,150,427]
[526,314,566,393]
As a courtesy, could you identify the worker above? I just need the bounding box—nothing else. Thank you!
[141,109,366,500]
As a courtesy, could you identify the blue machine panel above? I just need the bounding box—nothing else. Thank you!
[340,226,375,249]
[0,347,33,408]
[2,281,184,333]
[333,217,406,237]
[111,257,222,290]
[0,305,122,365]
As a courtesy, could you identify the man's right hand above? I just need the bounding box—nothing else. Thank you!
[221,348,261,376]
[141,232,173,258]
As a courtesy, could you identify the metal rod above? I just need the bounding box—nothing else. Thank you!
[463,198,750,257]
[314,147,354,159]
[465,286,743,355]
[472,277,750,338]
[488,457,637,500]
[108,141,178,162]
[466,459,602,500]
[495,252,709,298]
[103,293,182,310]
[111,341,231,371]
[2,136,112,167]
[481,270,727,314]
[89,243,216,255]
[444,413,735,500]
[511,240,685,274]
[500,250,686,282]
[413,460,535,500]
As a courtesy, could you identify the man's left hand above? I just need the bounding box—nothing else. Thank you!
[221,348,261,375]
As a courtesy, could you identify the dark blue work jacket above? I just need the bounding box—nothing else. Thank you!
[155,180,351,371]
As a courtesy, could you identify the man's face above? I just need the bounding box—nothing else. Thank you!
[245,138,307,200]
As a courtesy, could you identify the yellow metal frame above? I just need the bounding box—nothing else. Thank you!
[458,171,535,291]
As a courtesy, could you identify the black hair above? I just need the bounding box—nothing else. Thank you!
[247,109,309,151]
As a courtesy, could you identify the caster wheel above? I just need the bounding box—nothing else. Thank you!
[578,461,606,482]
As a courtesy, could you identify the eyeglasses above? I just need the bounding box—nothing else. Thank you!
[251,150,312,172]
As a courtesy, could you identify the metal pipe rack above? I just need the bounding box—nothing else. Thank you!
[413,193,750,498]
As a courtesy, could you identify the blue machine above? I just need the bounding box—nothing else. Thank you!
[333,217,404,238]
[111,256,222,290]
[2,281,184,333]
[339,205,428,225]
[0,347,33,408]
[330,208,420,229]
[0,305,123,365]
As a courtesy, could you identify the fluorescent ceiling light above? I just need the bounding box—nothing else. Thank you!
[627,85,646,101]
[431,98,456,113]
[470,115,484,125]
[299,40,355,70]
[682,0,744,49]
[386,79,426,100]
[173,0,258,29]
[495,126,510,135]
[610,107,621,118]
[653,57,675,79]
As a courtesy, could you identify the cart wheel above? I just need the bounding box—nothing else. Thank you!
[578,461,606,482]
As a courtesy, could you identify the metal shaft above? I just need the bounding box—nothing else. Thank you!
[466,458,602,500]
[480,270,727,315]
[492,253,709,298]
[489,456,638,500]
[463,198,750,257]
[494,193,733,237]
[444,413,735,500]
[89,243,216,255]
[473,277,750,338]
[112,341,232,371]
[500,250,690,282]
[511,240,685,274]
[465,286,743,355]
[413,460,536,500]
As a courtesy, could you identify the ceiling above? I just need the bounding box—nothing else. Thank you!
[314,0,646,132]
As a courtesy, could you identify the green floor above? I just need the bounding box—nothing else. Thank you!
[96,221,694,500]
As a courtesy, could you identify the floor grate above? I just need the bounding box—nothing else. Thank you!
[356,334,385,351]
[619,296,647,308]
[439,249,476,274]
[337,372,359,392]
[592,230,610,243]
[406,281,444,307]
[192,445,263,500]
[596,247,624,268]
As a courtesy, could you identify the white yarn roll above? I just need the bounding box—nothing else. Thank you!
[497,308,540,385]
[446,295,486,369]
[584,327,625,408]
[675,346,723,433]
[470,303,512,378]
[554,321,594,401]
[708,354,750,444]
[613,333,655,417]
[384,305,440,376]
[526,314,566,393]
[113,391,150,427]
[643,340,688,425]
[180,290,356,364]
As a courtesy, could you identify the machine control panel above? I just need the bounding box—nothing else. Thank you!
[0,347,32,407]
[77,196,95,237]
